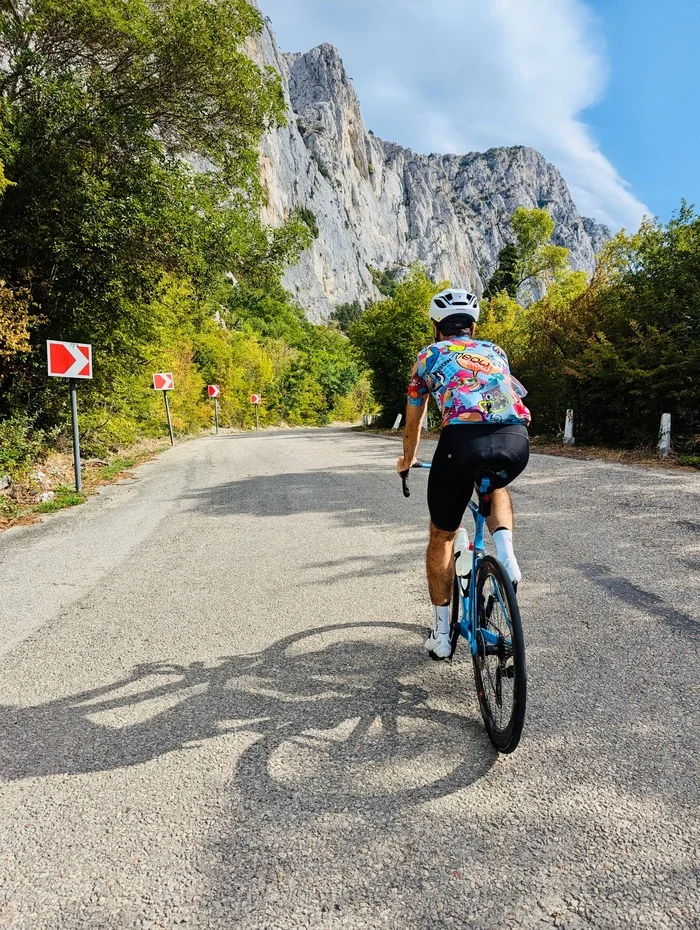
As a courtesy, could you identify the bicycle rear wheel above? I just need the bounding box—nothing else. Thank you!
[472,555,526,753]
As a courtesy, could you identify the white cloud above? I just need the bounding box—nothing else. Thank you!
[260,0,648,229]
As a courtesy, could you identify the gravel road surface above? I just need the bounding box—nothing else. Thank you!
[1,427,698,929]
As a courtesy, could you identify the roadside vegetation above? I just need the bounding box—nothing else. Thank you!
[350,206,700,464]
[0,436,165,530]
[0,0,697,511]
[0,0,369,493]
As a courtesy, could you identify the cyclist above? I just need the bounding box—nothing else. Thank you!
[396,288,530,659]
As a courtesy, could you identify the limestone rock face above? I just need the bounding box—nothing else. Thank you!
[252,18,610,319]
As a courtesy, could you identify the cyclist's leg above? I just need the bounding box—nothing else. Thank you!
[482,426,530,584]
[424,428,477,658]
[426,521,457,607]
[424,523,458,655]
[486,487,514,535]
[488,489,520,584]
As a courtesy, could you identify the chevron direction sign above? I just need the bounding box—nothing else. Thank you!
[153,372,174,390]
[47,341,93,379]
[207,384,220,398]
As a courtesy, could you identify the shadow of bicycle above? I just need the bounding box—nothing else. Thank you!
[0,622,495,811]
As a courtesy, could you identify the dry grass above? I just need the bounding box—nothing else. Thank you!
[353,426,698,473]
[0,439,167,533]
[528,438,697,472]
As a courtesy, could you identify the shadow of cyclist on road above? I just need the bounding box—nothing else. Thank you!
[0,622,495,811]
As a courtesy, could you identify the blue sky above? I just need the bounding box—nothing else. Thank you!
[585,0,699,224]
[258,0,698,231]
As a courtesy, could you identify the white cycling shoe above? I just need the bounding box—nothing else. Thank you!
[500,555,522,588]
[424,630,452,659]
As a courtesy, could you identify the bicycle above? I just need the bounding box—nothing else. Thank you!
[401,463,527,753]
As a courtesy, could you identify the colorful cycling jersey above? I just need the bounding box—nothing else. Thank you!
[407,338,531,427]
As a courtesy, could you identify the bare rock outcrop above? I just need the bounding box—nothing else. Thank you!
[252,18,610,319]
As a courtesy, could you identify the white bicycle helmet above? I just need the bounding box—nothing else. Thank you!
[429,288,480,323]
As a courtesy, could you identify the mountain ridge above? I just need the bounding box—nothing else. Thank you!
[251,18,610,319]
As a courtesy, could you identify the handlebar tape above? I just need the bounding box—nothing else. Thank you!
[400,462,429,498]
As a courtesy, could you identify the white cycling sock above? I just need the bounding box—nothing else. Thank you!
[433,603,450,635]
[493,528,514,560]
[493,529,521,583]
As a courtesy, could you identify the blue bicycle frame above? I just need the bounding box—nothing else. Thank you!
[406,464,509,657]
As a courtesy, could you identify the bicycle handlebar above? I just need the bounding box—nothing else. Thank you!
[400,462,431,498]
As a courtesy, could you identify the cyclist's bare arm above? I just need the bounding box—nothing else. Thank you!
[396,398,427,475]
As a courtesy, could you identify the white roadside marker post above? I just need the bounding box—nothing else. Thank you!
[392,414,402,430]
[564,409,575,446]
[658,413,672,457]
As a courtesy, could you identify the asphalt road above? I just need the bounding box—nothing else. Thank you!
[0,427,698,930]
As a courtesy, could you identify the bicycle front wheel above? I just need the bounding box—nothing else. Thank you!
[472,555,526,753]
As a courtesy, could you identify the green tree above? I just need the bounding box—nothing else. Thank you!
[330,300,363,333]
[369,265,401,298]
[486,205,700,451]
[484,243,519,298]
[477,289,527,359]
[349,267,439,425]
[0,0,310,431]
[510,206,569,293]
[222,282,366,427]
[562,208,700,447]
[294,206,319,239]
[485,207,570,304]
[0,278,32,359]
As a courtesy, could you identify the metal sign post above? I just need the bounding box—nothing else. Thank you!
[153,373,175,445]
[153,371,175,446]
[250,393,261,431]
[47,340,93,492]
[163,392,175,446]
[69,379,82,492]
[207,385,221,434]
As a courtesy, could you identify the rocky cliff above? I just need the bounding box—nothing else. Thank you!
[251,18,610,319]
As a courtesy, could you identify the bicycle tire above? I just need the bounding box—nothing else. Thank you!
[472,555,526,753]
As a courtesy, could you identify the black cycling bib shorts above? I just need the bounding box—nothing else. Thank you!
[427,423,530,532]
